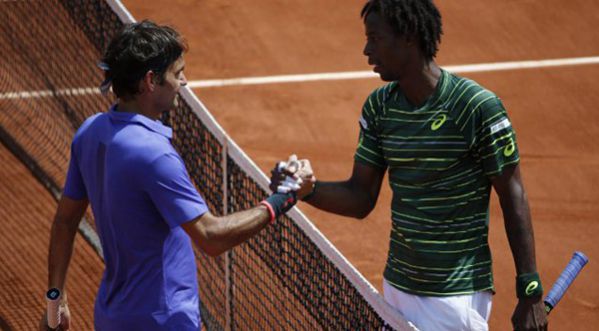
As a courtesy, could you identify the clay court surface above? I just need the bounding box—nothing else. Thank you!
[1,0,598,330]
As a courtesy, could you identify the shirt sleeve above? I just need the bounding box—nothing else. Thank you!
[354,87,387,169]
[62,143,87,200]
[456,94,520,177]
[144,152,209,228]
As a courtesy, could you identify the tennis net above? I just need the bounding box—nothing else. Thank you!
[0,0,416,330]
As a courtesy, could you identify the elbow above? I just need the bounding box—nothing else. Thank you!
[199,226,228,257]
[203,246,225,257]
[354,209,373,220]
[353,201,376,220]
[198,237,226,257]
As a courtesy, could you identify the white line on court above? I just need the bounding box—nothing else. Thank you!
[188,56,599,88]
[0,87,101,100]
[1,56,598,99]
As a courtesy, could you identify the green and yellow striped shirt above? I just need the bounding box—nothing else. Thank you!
[355,69,519,296]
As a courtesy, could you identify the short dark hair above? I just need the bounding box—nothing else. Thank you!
[361,0,443,60]
[101,20,187,99]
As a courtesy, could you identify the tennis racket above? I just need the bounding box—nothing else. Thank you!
[46,288,61,330]
[544,251,589,314]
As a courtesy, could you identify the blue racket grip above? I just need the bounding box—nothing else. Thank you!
[544,251,588,314]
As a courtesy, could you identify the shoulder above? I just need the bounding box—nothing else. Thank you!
[74,113,104,137]
[447,74,503,117]
[71,113,106,148]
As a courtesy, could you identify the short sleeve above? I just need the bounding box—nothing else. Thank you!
[354,88,387,169]
[63,144,87,200]
[456,95,520,177]
[144,153,209,228]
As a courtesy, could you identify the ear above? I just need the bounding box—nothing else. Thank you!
[138,70,156,94]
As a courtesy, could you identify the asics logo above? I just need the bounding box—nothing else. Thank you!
[525,281,539,296]
[431,114,447,131]
[504,138,515,157]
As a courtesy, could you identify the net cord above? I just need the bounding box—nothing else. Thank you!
[103,1,418,329]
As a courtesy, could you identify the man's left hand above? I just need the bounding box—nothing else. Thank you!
[511,297,548,331]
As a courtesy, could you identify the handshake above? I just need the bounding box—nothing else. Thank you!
[269,154,316,201]
[262,154,316,223]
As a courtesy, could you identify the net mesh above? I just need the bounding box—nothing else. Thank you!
[0,0,400,330]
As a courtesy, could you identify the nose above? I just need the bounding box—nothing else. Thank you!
[180,72,188,87]
[363,41,371,57]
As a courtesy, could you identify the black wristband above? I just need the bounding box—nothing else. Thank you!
[264,192,297,219]
[301,181,317,202]
[516,272,543,298]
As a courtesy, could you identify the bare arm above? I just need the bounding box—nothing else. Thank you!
[492,164,537,274]
[305,161,386,219]
[48,196,89,296]
[182,205,273,257]
[42,196,88,330]
[491,164,547,330]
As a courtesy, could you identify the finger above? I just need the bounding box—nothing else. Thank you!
[282,178,301,191]
[277,161,287,172]
[284,178,301,191]
[299,159,312,170]
[287,154,300,172]
[277,185,291,193]
[287,162,300,174]
[60,309,70,330]
[272,162,281,172]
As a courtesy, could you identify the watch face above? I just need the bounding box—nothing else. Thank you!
[46,288,61,300]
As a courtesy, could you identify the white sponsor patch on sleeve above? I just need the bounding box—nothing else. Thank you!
[359,115,368,130]
[490,117,511,134]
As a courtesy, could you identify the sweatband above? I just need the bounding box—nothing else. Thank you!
[262,192,297,222]
[516,272,543,298]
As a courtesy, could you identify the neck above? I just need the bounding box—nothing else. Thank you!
[398,60,441,107]
[117,97,161,120]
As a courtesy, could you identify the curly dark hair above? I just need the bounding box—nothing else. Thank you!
[361,0,443,60]
[101,20,187,99]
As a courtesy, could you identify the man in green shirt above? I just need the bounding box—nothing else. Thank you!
[271,1,547,330]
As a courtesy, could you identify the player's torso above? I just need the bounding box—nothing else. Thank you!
[377,73,496,295]
[377,72,492,199]
[74,112,199,318]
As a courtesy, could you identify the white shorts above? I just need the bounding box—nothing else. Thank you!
[383,279,493,331]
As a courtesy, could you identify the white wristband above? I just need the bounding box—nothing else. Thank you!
[46,288,61,329]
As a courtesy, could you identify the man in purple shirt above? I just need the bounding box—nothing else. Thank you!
[41,21,298,331]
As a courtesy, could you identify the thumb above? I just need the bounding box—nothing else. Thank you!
[287,154,300,173]
[59,307,70,330]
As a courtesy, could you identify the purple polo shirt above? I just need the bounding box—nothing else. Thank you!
[63,106,208,330]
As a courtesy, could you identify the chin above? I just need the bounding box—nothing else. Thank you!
[378,70,400,82]
[378,73,394,82]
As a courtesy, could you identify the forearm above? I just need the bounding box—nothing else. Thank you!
[306,180,375,219]
[204,206,271,255]
[48,219,79,293]
[499,184,537,274]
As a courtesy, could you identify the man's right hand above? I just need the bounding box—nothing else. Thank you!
[39,303,71,331]
[269,155,316,200]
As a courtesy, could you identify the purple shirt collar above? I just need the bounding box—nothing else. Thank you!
[108,105,172,139]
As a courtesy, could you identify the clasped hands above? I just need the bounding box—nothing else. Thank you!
[270,155,316,200]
